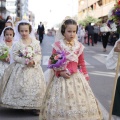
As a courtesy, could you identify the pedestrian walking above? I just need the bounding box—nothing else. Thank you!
[77,24,81,42]
[85,23,94,46]
[37,22,45,43]
[100,22,111,52]
[39,18,102,120]
[0,20,46,115]
[94,24,100,44]
[5,15,12,22]
[80,26,85,44]
[101,32,110,52]
[5,19,14,28]
[106,39,120,120]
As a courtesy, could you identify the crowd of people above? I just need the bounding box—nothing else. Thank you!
[77,22,119,52]
[0,15,120,120]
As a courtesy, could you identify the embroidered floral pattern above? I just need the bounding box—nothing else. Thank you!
[1,40,46,109]
[40,73,102,120]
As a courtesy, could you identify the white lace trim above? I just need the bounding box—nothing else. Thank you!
[52,39,84,63]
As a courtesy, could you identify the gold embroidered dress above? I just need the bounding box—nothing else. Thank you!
[39,39,102,120]
[0,43,12,80]
[0,39,46,109]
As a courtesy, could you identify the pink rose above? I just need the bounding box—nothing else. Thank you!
[25,58,29,65]
[54,55,59,60]
[57,54,61,58]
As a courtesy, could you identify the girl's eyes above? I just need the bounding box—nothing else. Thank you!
[20,30,28,32]
[5,34,13,36]
[68,31,76,33]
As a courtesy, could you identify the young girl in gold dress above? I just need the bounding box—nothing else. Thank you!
[0,20,46,114]
[39,19,102,120]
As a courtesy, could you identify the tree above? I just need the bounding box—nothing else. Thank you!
[79,16,101,26]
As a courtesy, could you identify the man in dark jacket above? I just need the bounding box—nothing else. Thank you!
[85,23,94,46]
[37,22,45,43]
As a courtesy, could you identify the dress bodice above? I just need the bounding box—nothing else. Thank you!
[52,39,84,63]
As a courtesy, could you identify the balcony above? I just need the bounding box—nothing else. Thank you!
[89,1,115,18]
[78,0,99,11]
[78,1,115,20]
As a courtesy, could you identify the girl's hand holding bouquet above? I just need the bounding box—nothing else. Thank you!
[27,60,35,67]
[19,45,35,67]
[60,71,70,79]
[48,51,71,79]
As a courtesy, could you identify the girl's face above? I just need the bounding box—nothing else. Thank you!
[8,16,12,20]
[19,25,30,39]
[64,24,77,41]
[5,22,12,27]
[4,30,14,41]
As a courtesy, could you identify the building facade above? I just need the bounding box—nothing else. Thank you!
[22,0,28,18]
[16,0,28,19]
[6,0,16,20]
[0,0,7,19]
[6,0,16,13]
[28,11,35,25]
[78,0,116,21]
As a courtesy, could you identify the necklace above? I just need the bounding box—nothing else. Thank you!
[64,39,74,51]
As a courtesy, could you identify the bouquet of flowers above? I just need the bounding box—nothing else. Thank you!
[0,44,9,60]
[48,51,66,70]
[107,0,120,32]
[19,45,35,65]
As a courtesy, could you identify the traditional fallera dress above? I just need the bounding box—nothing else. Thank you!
[0,39,46,109]
[0,42,12,80]
[39,39,102,120]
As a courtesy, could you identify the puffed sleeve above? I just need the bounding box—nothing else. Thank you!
[33,41,42,66]
[12,42,26,65]
[78,52,89,80]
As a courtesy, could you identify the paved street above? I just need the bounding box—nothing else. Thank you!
[0,35,116,120]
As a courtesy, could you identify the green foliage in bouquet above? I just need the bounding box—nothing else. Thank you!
[0,46,9,60]
[49,54,58,64]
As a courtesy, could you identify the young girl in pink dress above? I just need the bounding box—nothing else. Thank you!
[39,19,102,120]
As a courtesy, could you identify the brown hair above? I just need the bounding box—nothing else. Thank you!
[18,22,32,33]
[4,27,15,37]
[5,21,13,27]
[61,19,78,35]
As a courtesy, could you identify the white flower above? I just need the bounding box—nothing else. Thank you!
[27,46,33,52]
[0,44,8,56]
[26,53,33,58]
[110,23,117,31]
